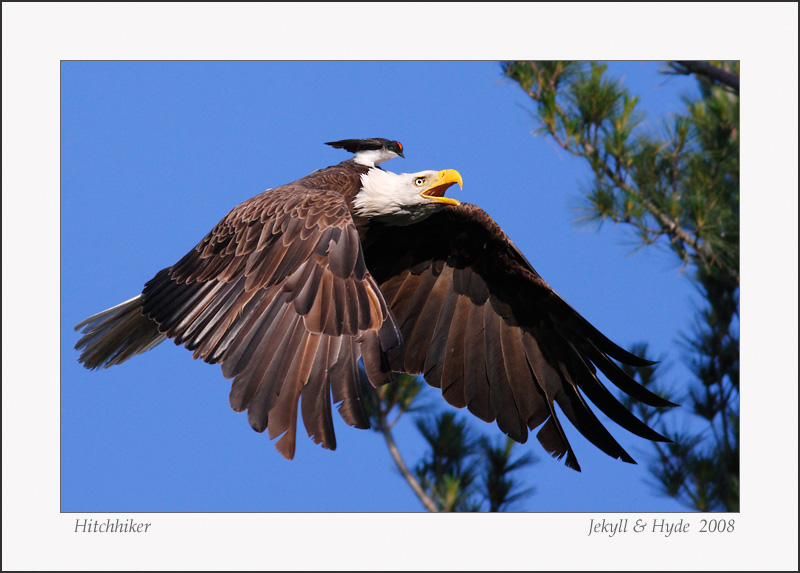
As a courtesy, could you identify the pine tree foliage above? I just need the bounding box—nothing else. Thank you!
[481,436,537,512]
[361,372,536,512]
[502,61,740,512]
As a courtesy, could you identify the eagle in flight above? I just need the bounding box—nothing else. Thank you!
[75,138,673,470]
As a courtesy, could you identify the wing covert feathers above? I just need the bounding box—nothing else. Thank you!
[76,163,399,459]
[362,203,673,471]
[147,186,397,459]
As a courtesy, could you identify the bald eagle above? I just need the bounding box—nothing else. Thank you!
[75,140,673,470]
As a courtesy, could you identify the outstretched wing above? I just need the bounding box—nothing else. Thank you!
[362,203,674,471]
[140,181,400,459]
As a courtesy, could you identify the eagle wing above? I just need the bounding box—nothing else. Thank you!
[139,182,400,459]
[362,203,674,471]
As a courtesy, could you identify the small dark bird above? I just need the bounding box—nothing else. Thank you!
[325,138,404,166]
[75,139,674,468]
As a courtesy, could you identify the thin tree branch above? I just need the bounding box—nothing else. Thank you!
[377,412,439,512]
[529,78,739,284]
[515,61,739,282]
[590,144,740,285]
[671,61,739,93]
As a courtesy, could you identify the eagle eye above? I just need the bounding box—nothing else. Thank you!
[414,177,426,187]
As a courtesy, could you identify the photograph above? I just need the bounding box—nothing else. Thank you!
[3,3,797,571]
[62,59,729,514]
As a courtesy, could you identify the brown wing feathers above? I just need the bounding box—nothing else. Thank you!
[362,203,672,471]
[136,173,399,459]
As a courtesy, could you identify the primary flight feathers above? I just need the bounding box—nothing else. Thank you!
[75,139,674,469]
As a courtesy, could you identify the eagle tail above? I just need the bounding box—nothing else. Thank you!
[74,295,166,370]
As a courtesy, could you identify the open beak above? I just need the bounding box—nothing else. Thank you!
[422,169,462,206]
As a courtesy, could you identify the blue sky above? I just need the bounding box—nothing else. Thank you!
[61,60,706,513]
[2,3,798,570]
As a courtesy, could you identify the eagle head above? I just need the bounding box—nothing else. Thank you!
[354,168,463,225]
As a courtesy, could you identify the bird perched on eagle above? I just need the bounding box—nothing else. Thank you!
[75,138,674,470]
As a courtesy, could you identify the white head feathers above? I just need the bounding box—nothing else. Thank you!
[353,168,461,225]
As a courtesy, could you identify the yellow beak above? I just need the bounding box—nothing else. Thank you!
[422,169,462,206]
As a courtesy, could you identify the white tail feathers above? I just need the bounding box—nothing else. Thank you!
[74,295,166,369]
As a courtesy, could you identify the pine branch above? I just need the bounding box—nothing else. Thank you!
[671,61,739,92]
[559,119,738,284]
[551,98,738,284]
[377,411,440,512]
[596,155,738,283]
